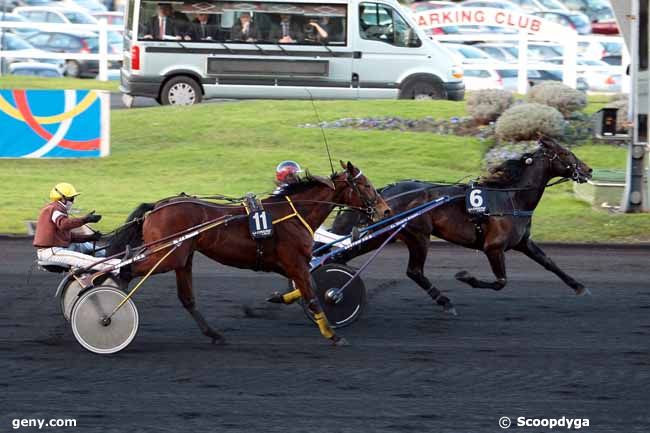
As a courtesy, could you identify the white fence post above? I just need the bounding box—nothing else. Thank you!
[563,33,578,88]
[517,30,528,94]
[98,18,108,82]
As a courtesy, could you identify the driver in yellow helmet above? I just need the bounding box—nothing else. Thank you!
[33,183,121,272]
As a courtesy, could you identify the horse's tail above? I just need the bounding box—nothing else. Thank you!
[105,202,156,256]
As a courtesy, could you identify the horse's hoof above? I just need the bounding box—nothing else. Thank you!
[211,336,226,345]
[445,306,458,316]
[266,292,284,304]
[576,286,592,296]
[332,336,349,347]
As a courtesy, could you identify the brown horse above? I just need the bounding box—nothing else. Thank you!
[323,137,593,314]
[106,162,390,346]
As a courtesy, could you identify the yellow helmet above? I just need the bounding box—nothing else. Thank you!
[49,183,80,202]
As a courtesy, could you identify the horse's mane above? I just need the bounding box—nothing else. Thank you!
[274,171,337,197]
[480,149,541,187]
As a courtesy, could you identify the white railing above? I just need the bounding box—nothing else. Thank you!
[435,32,628,94]
[0,20,123,81]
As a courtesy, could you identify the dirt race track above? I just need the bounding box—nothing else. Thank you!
[1,238,649,433]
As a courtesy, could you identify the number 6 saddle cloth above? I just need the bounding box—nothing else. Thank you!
[464,184,534,219]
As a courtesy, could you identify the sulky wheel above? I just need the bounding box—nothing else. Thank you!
[60,275,119,321]
[302,264,366,329]
[71,286,138,355]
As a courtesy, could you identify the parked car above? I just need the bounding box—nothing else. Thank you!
[0,0,23,12]
[509,0,567,12]
[498,68,588,91]
[578,39,622,60]
[475,42,518,62]
[9,61,63,76]
[533,10,592,34]
[442,42,496,64]
[461,0,522,10]
[0,32,62,72]
[562,0,610,21]
[590,6,619,35]
[546,56,620,91]
[91,10,122,25]
[60,0,107,13]
[463,68,504,90]
[25,30,121,77]
[13,6,98,25]
[0,12,40,37]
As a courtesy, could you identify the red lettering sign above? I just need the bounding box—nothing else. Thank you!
[530,19,541,32]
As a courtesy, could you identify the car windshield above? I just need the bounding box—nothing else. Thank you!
[63,12,97,24]
[592,7,613,20]
[585,0,608,8]
[3,14,27,22]
[2,34,34,50]
[567,13,590,26]
[108,31,122,44]
[537,0,564,9]
[452,45,488,59]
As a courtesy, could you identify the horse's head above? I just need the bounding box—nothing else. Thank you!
[537,136,592,183]
[334,161,391,220]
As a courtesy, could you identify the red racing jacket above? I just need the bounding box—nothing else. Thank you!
[33,201,92,248]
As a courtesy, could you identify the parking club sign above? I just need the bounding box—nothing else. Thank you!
[0,89,110,158]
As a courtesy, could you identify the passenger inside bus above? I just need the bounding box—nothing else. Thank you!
[137,2,347,45]
[302,16,329,44]
[189,13,221,40]
[230,12,260,42]
[269,14,303,43]
[143,3,189,40]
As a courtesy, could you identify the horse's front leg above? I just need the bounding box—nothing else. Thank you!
[514,238,589,295]
[455,245,508,291]
[284,259,348,346]
[401,231,457,315]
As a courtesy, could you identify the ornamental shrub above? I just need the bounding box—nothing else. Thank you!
[466,89,515,125]
[527,81,587,118]
[495,103,565,142]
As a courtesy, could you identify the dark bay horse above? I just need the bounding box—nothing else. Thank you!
[107,162,390,345]
[323,137,593,314]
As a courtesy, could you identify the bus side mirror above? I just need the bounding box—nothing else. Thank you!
[594,107,629,140]
[626,64,630,76]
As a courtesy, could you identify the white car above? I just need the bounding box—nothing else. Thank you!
[509,0,567,12]
[9,61,64,77]
[13,6,98,25]
[442,42,497,64]
[461,0,523,10]
[546,57,621,91]
[463,68,504,90]
[475,43,519,62]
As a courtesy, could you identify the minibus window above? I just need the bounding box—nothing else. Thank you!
[125,0,134,39]
[359,2,420,47]
[136,1,347,46]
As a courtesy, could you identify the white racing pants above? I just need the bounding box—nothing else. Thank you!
[37,247,121,273]
[314,227,358,247]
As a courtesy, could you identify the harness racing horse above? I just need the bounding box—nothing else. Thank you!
[106,162,390,346]
[324,137,593,314]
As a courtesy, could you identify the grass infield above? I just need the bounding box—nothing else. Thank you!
[0,80,647,241]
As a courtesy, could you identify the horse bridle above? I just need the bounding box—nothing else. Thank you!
[540,148,585,186]
[343,170,380,218]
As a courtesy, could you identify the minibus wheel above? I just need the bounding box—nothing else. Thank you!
[399,76,446,100]
[160,76,203,106]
